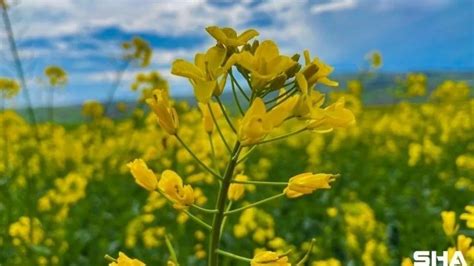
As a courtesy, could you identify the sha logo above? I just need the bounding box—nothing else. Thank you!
[413,251,467,266]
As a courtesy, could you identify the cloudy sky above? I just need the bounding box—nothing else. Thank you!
[1,0,473,107]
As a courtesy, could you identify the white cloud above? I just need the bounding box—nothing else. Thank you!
[311,0,357,14]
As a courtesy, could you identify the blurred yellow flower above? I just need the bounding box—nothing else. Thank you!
[206,26,259,47]
[0,77,20,99]
[127,159,158,191]
[284,173,336,198]
[251,251,290,266]
[158,170,194,209]
[460,205,474,228]
[44,65,68,87]
[312,258,341,266]
[122,37,152,67]
[457,235,473,255]
[366,50,383,69]
[82,100,104,119]
[109,252,145,266]
[146,89,179,135]
[441,211,459,237]
[198,102,223,134]
[228,174,248,201]
[400,258,413,266]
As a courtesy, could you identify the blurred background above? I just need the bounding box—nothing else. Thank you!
[0,1,473,265]
[1,0,472,112]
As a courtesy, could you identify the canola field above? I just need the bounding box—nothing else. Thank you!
[1,23,473,266]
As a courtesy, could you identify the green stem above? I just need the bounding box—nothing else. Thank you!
[183,210,212,231]
[237,145,257,164]
[104,60,130,117]
[236,68,254,98]
[254,128,307,146]
[265,86,296,105]
[268,87,297,111]
[230,74,245,116]
[175,134,221,180]
[208,134,221,175]
[49,87,54,123]
[219,201,233,238]
[296,239,316,266]
[208,142,241,266]
[165,235,179,265]
[1,3,39,132]
[192,204,218,214]
[224,193,285,216]
[215,249,252,263]
[230,180,288,186]
[207,103,232,153]
[214,96,237,133]
[104,255,117,263]
[229,71,250,101]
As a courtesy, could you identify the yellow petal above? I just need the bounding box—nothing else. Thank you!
[193,80,216,103]
[171,59,204,80]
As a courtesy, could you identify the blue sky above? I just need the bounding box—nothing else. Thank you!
[0,0,473,107]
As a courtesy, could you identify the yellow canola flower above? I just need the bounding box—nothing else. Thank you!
[366,50,383,69]
[198,102,222,134]
[251,251,290,266]
[44,65,68,87]
[460,205,474,228]
[301,50,338,87]
[9,216,44,245]
[146,89,179,135]
[400,258,413,266]
[306,97,356,132]
[238,98,290,145]
[312,258,341,266]
[158,170,194,209]
[284,173,336,198]
[226,40,296,91]
[109,252,145,266]
[0,77,21,99]
[457,235,473,256]
[206,26,259,47]
[293,90,325,119]
[228,174,248,201]
[82,100,104,119]
[172,45,227,103]
[441,211,459,237]
[122,37,152,67]
[127,159,158,191]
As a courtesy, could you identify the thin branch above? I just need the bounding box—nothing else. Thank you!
[207,103,232,153]
[214,96,237,134]
[215,249,252,263]
[230,74,245,116]
[192,204,218,214]
[229,70,249,101]
[254,128,307,146]
[230,179,288,186]
[224,193,285,216]
[237,145,257,164]
[175,134,222,180]
[182,209,212,231]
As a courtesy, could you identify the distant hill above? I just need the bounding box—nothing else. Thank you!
[14,71,473,124]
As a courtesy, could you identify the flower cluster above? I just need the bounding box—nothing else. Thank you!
[118,25,355,266]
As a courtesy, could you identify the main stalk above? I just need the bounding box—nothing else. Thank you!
[208,142,241,266]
